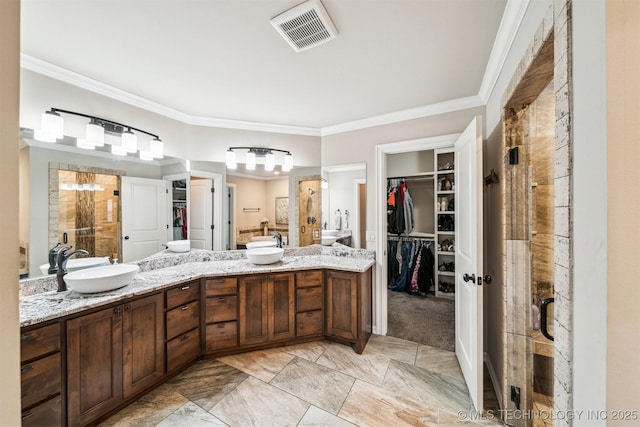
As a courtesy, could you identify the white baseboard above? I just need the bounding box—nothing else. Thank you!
[484,351,503,410]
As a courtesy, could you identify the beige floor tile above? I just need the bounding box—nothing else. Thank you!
[338,379,438,426]
[415,344,464,381]
[156,402,227,426]
[298,406,358,426]
[316,341,390,386]
[167,359,248,411]
[210,376,309,427]
[270,356,355,415]
[363,334,419,365]
[98,383,188,427]
[281,340,330,362]
[216,347,294,382]
[383,359,472,414]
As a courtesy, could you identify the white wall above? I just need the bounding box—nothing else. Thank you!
[226,176,268,228]
[571,0,608,421]
[325,168,366,231]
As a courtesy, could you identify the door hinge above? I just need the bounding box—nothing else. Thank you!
[210,225,214,230]
[166,224,169,229]
[211,187,215,193]
[166,189,169,194]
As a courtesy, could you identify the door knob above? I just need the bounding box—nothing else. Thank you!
[463,273,476,283]
[124,236,130,240]
[483,275,492,284]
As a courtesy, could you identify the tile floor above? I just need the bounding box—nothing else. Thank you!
[99,335,502,427]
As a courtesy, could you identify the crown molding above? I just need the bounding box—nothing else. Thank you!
[320,95,484,137]
[20,54,321,137]
[478,0,531,102]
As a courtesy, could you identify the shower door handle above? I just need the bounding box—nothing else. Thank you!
[540,298,554,341]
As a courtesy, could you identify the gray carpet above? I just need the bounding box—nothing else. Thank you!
[386,290,455,352]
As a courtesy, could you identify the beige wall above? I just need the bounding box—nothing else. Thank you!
[227,175,287,229]
[607,0,640,418]
[0,0,22,423]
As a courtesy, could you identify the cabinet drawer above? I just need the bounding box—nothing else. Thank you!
[22,394,62,427]
[166,301,200,340]
[167,328,200,372]
[296,286,323,312]
[205,295,238,323]
[205,321,238,352]
[21,352,61,410]
[296,310,323,337]
[296,270,323,288]
[204,277,238,296]
[166,282,199,310]
[20,323,60,362]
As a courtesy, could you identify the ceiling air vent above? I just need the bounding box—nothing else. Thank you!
[270,0,338,52]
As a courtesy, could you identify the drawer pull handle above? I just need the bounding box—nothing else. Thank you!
[180,334,190,341]
[21,333,34,340]
[306,288,314,293]
[306,312,315,317]
[22,411,34,421]
[217,324,226,328]
[214,279,225,283]
[217,297,226,302]
[181,286,190,291]
[181,305,189,311]
[21,365,33,374]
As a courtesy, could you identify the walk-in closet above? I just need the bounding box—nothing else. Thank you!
[385,147,457,351]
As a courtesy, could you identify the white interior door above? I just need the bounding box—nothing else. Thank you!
[454,117,484,411]
[121,176,169,262]
[190,179,213,250]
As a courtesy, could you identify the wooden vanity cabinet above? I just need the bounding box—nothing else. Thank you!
[165,281,201,373]
[67,292,164,427]
[20,322,63,427]
[325,269,372,354]
[204,277,239,353]
[238,272,295,346]
[295,270,324,337]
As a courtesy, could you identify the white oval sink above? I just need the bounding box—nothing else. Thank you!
[39,256,111,276]
[246,240,277,249]
[167,240,190,253]
[64,264,139,293]
[322,236,338,246]
[322,229,339,237]
[246,247,284,265]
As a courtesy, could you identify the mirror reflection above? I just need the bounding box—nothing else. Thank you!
[321,163,367,249]
[19,130,366,279]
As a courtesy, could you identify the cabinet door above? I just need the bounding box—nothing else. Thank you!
[268,273,295,341]
[123,293,165,399]
[67,306,123,427]
[325,270,358,341]
[239,275,269,346]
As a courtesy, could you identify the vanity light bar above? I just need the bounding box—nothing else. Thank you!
[226,147,293,171]
[33,107,163,161]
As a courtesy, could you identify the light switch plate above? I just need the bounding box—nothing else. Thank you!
[366,231,376,241]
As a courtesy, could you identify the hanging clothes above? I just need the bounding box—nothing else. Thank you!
[387,178,415,235]
[387,237,434,296]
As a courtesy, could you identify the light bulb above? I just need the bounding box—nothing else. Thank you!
[41,110,64,139]
[121,128,137,153]
[283,153,293,172]
[85,119,104,146]
[265,152,275,171]
[246,151,256,170]
[150,137,164,158]
[226,149,237,169]
[76,138,95,150]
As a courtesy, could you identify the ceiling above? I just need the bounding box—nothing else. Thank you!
[20,0,507,131]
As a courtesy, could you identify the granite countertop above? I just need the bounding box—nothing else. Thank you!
[19,245,374,328]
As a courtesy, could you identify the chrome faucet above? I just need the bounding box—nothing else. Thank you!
[56,246,89,292]
[271,231,283,248]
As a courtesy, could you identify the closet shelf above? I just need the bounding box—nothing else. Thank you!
[438,271,455,277]
[438,231,455,236]
[437,210,455,214]
[437,251,455,256]
[437,190,455,195]
[436,169,455,174]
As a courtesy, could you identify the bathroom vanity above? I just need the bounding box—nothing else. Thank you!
[18,246,374,426]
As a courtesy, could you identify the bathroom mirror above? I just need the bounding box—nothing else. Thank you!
[18,129,306,279]
[321,163,367,249]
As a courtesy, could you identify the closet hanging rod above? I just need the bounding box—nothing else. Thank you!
[387,176,435,181]
[387,235,434,242]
